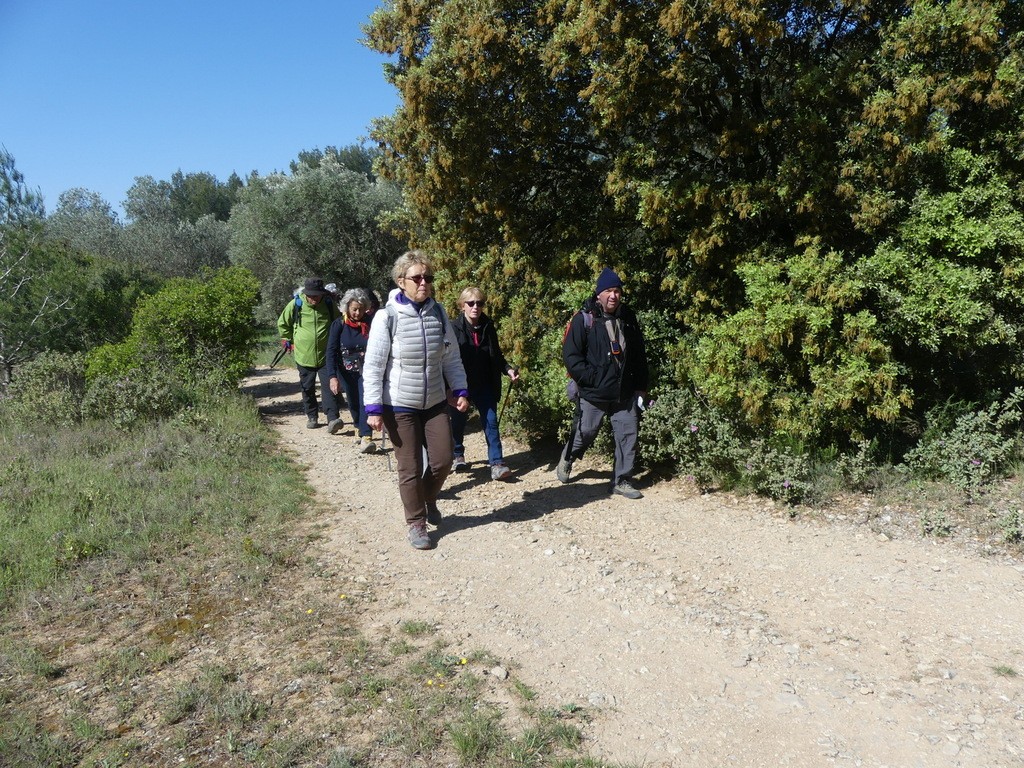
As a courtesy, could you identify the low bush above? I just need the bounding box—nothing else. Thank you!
[2,352,86,427]
[740,438,813,504]
[903,389,1024,496]
[86,265,260,388]
[81,373,191,430]
[639,387,748,489]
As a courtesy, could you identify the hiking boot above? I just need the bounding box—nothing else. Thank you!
[358,437,377,454]
[452,454,467,472]
[426,501,442,526]
[306,417,319,429]
[611,479,643,499]
[327,418,344,434]
[490,464,512,481]
[556,457,573,483]
[408,522,433,550]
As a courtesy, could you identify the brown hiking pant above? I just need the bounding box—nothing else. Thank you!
[382,401,454,525]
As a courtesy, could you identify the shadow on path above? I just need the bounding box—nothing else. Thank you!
[242,367,300,419]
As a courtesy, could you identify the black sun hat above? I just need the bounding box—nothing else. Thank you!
[303,278,328,297]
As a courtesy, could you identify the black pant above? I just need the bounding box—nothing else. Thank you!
[297,364,338,421]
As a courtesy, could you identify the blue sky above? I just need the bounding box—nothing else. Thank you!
[0,0,399,215]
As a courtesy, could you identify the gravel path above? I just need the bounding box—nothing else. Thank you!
[253,366,1024,768]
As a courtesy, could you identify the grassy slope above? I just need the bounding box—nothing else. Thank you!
[0,371,615,768]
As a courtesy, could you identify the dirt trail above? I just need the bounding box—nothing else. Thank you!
[250,366,1024,768]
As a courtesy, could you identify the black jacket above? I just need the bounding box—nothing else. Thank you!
[451,312,511,395]
[563,296,649,405]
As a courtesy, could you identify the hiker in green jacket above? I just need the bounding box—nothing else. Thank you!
[277,278,341,429]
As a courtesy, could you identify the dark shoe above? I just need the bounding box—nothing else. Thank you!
[556,457,573,483]
[426,502,442,527]
[306,417,319,429]
[491,464,512,481]
[611,480,643,499]
[327,418,344,434]
[408,523,433,549]
[452,454,467,472]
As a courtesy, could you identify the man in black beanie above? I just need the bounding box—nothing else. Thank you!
[558,267,649,498]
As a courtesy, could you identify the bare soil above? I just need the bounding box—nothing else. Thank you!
[249,366,1024,767]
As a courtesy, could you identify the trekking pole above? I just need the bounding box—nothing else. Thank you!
[381,427,393,472]
[270,341,291,369]
[497,374,518,426]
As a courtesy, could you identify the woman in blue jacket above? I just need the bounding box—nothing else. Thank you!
[326,288,375,451]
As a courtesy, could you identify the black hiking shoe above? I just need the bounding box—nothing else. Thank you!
[610,480,642,499]
[426,502,442,527]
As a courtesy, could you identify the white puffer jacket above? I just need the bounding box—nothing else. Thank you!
[363,290,467,411]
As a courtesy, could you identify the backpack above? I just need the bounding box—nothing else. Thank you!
[563,309,594,401]
[291,292,337,327]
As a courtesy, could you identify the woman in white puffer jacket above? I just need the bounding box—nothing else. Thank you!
[364,250,469,550]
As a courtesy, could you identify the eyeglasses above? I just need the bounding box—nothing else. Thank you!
[464,300,485,307]
[404,273,434,284]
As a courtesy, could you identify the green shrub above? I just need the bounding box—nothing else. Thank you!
[1000,509,1023,544]
[2,352,86,427]
[639,387,748,489]
[903,389,1024,495]
[81,374,190,430]
[741,438,812,504]
[920,509,953,537]
[85,339,141,381]
[85,265,260,388]
[501,279,592,443]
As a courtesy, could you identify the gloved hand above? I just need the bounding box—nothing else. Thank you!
[281,339,292,352]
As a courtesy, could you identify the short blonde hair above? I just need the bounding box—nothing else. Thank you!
[458,286,485,307]
[392,249,432,285]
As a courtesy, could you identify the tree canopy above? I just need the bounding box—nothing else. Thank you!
[364,0,1024,445]
[228,148,404,322]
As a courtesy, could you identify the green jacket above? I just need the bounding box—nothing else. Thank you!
[277,294,339,369]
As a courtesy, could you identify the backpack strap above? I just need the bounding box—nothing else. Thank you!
[385,302,448,339]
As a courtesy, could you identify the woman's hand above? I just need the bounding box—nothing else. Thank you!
[367,414,384,433]
[329,377,340,396]
[507,367,520,383]
[454,396,470,413]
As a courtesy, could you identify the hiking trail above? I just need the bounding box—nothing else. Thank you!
[248,366,1024,767]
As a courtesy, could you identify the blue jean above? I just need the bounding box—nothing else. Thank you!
[338,368,371,437]
[449,388,503,465]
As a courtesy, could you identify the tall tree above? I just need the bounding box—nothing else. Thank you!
[291,144,380,180]
[228,153,404,323]
[46,188,123,260]
[0,228,74,386]
[169,170,239,223]
[1,148,45,226]
[121,175,231,277]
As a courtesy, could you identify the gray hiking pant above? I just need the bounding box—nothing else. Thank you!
[563,396,639,486]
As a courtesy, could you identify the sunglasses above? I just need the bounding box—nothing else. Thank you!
[464,300,485,307]
[404,273,434,284]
